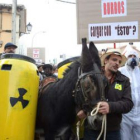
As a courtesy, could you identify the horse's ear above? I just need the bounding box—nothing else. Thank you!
[80,38,93,72]
[89,41,101,70]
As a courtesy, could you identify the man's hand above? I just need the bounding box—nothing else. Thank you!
[77,110,87,119]
[98,101,109,115]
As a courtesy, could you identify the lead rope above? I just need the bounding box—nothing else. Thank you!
[90,103,107,140]
[76,103,106,140]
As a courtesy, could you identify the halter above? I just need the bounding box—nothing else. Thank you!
[74,65,106,108]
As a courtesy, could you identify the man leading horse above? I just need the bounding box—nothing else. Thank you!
[77,49,133,140]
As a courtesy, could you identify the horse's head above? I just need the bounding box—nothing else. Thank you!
[74,38,107,113]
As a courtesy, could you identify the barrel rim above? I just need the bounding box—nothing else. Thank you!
[1,54,36,64]
[57,56,80,69]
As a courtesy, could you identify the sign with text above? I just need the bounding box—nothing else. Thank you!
[101,0,127,18]
[76,0,140,43]
[89,21,138,41]
[27,48,45,63]
[33,49,39,58]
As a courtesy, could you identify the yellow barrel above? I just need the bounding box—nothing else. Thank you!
[57,57,79,79]
[0,54,39,140]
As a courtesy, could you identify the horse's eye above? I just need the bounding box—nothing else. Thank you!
[90,75,95,80]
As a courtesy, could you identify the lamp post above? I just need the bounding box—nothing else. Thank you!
[26,22,33,34]
[20,22,33,36]
[31,31,46,48]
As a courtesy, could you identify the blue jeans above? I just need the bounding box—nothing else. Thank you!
[83,128,121,140]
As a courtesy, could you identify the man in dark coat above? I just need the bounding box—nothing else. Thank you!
[43,64,57,78]
[77,49,133,140]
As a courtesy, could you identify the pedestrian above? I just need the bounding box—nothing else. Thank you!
[119,47,140,140]
[0,42,17,58]
[77,49,133,140]
[3,42,17,53]
[43,64,57,78]
[37,64,44,81]
[52,65,58,77]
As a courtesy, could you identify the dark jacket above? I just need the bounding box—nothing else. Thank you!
[107,71,133,131]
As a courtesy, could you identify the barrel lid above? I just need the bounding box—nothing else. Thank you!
[1,54,36,64]
[57,56,80,69]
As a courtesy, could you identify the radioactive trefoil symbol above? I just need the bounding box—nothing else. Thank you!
[10,88,29,109]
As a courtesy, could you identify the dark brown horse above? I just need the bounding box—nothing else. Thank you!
[36,38,106,140]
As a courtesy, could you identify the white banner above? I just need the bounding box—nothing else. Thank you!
[101,0,127,18]
[88,21,138,41]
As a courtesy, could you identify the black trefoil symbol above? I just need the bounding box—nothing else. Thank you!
[10,88,29,109]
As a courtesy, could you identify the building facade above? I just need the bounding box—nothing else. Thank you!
[0,4,26,53]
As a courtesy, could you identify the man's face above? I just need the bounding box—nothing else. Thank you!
[44,68,52,76]
[104,54,122,73]
[38,66,43,72]
[127,54,138,69]
[4,46,16,53]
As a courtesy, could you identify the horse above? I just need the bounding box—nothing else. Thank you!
[36,38,106,140]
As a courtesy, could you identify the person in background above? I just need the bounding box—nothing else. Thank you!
[38,64,44,74]
[77,49,133,140]
[0,42,17,58]
[43,64,57,78]
[119,47,140,140]
[52,65,58,77]
[3,42,17,53]
[37,64,44,81]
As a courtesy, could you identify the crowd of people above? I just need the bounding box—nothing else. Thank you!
[1,42,140,140]
[37,63,58,81]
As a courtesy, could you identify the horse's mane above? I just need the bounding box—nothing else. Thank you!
[48,61,80,97]
[37,61,81,128]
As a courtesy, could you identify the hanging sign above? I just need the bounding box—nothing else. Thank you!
[76,0,140,43]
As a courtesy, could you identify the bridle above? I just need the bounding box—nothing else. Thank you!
[74,65,106,110]
[75,64,108,140]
